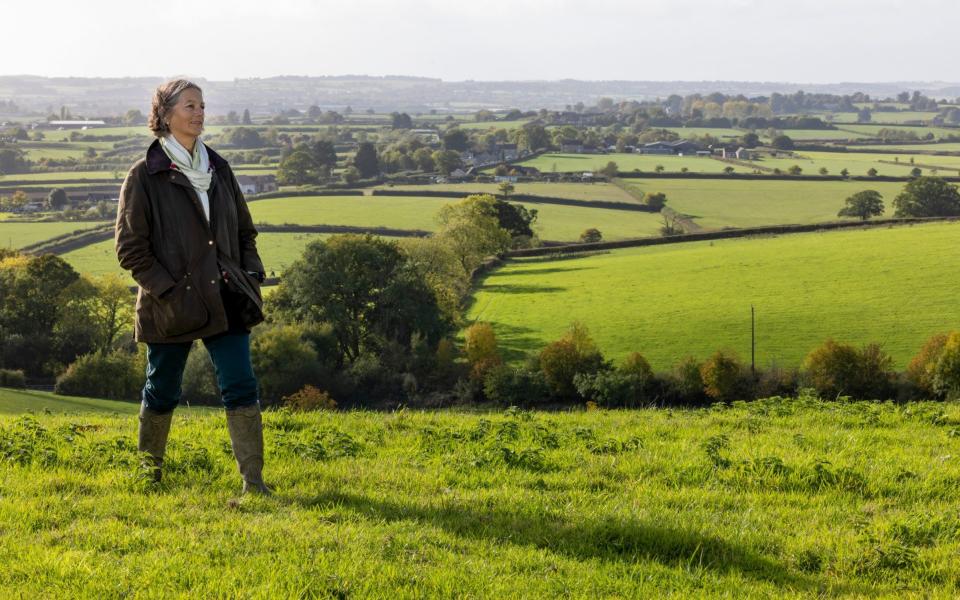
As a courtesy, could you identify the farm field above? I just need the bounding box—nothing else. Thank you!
[751,151,960,177]
[838,124,960,139]
[0,220,109,249]
[855,142,960,152]
[467,221,960,369]
[620,178,905,229]
[374,182,638,203]
[456,119,532,130]
[0,171,120,182]
[3,400,960,596]
[0,388,139,415]
[515,153,748,174]
[770,129,873,141]
[661,127,746,140]
[246,195,664,242]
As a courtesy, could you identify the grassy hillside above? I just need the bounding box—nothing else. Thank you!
[620,179,906,229]
[0,221,109,249]
[374,182,638,203]
[468,221,960,369]
[515,153,749,174]
[3,400,960,596]
[0,387,139,414]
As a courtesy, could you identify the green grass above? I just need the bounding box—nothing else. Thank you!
[0,221,110,249]
[0,388,139,414]
[468,221,960,370]
[0,171,121,182]
[456,119,532,130]
[3,398,960,596]
[854,142,960,153]
[751,151,960,177]
[517,153,748,174]
[246,195,664,242]
[374,182,638,203]
[621,179,906,229]
[662,127,747,140]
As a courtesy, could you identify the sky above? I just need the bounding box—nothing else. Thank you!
[4,0,957,83]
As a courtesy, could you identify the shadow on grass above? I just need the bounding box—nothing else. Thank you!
[481,284,567,294]
[501,265,595,277]
[286,489,819,591]
[484,322,542,362]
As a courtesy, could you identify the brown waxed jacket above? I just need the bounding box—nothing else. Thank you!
[115,139,265,344]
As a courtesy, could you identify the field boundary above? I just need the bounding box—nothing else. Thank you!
[369,189,658,212]
[503,216,960,258]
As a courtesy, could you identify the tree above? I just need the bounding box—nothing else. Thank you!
[700,350,746,402]
[412,147,435,171]
[352,142,379,178]
[867,168,878,177]
[311,140,338,169]
[497,182,514,198]
[242,109,252,125]
[390,112,413,129]
[723,166,735,175]
[47,188,69,211]
[771,135,795,150]
[431,150,463,175]
[492,200,537,241]
[341,166,360,185]
[643,192,667,210]
[464,322,501,381]
[276,150,321,185]
[838,190,884,221]
[435,195,512,274]
[56,274,135,355]
[740,132,760,148]
[474,109,496,122]
[802,339,895,400]
[788,165,803,176]
[893,177,960,217]
[819,167,829,176]
[517,123,550,151]
[268,235,451,365]
[580,228,602,243]
[840,168,850,178]
[599,161,619,178]
[442,129,469,152]
[910,167,922,177]
[538,323,604,400]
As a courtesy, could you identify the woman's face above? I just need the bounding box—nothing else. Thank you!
[167,88,204,143]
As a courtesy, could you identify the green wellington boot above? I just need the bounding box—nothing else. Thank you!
[225,403,273,495]
[138,403,173,483]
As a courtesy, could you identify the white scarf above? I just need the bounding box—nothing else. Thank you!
[160,135,212,222]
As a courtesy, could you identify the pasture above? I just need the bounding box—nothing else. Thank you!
[374,182,638,203]
[0,221,110,249]
[245,195,664,243]
[2,398,960,596]
[515,153,748,174]
[620,179,905,229]
[467,221,960,370]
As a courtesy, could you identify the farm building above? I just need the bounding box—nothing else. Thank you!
[235,175,278,195]
[639,140,703,155]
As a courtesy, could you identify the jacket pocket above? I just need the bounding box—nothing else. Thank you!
[152,276,210,337]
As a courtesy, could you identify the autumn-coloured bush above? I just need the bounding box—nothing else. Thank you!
[464,322,502,381]
[282,385,337,412]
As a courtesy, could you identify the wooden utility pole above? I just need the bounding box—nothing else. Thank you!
[751,304,756,376]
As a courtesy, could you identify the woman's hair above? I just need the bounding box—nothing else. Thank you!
[148,79,203,137]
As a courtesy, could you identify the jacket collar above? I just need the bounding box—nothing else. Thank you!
[145,137,229,175]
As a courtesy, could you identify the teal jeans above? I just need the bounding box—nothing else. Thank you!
[142,332,258,413]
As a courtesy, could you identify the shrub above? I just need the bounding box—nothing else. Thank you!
[906,333,949,397]
[181,342,219,405]
[654,356,709,406]
[538,323,604,400]
[483,365,549,406]
[700,350,747,402]
[579,228,602,243]
[464,322,501,381]
[0,369,26,388]
[933,332,960,399]
[282,385,337,412]
[754,364,800,398]
[54,349,141,400]
[802,339,895,400]
[250,324,323,404]
[574,369,650,408]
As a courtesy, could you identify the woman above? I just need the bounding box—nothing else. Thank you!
[115,79,270,494]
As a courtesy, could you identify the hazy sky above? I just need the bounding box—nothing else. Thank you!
[5,0,956,82]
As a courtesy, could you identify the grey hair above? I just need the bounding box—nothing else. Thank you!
[148,79,203,137]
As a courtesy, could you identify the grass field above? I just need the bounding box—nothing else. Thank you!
[748,151,960,177]
[3,398,960,596]
[468,221,960,370]
[516,153,749,174]
[374,182,639,203]
[662,127,746,140]
[854,142,960,153]
[0,221,110,249]
[0,388,139,415]
[620,179,906,229]
[0,171,121,182]
[456,119,532,131]
[246,195,664,242]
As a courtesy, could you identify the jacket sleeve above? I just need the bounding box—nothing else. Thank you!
[115,165,176,297]
[229,168,265,274]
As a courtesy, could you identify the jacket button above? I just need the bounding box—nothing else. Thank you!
[186,285,191,290]
[211,279,216,284]
[208,240,214,245]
